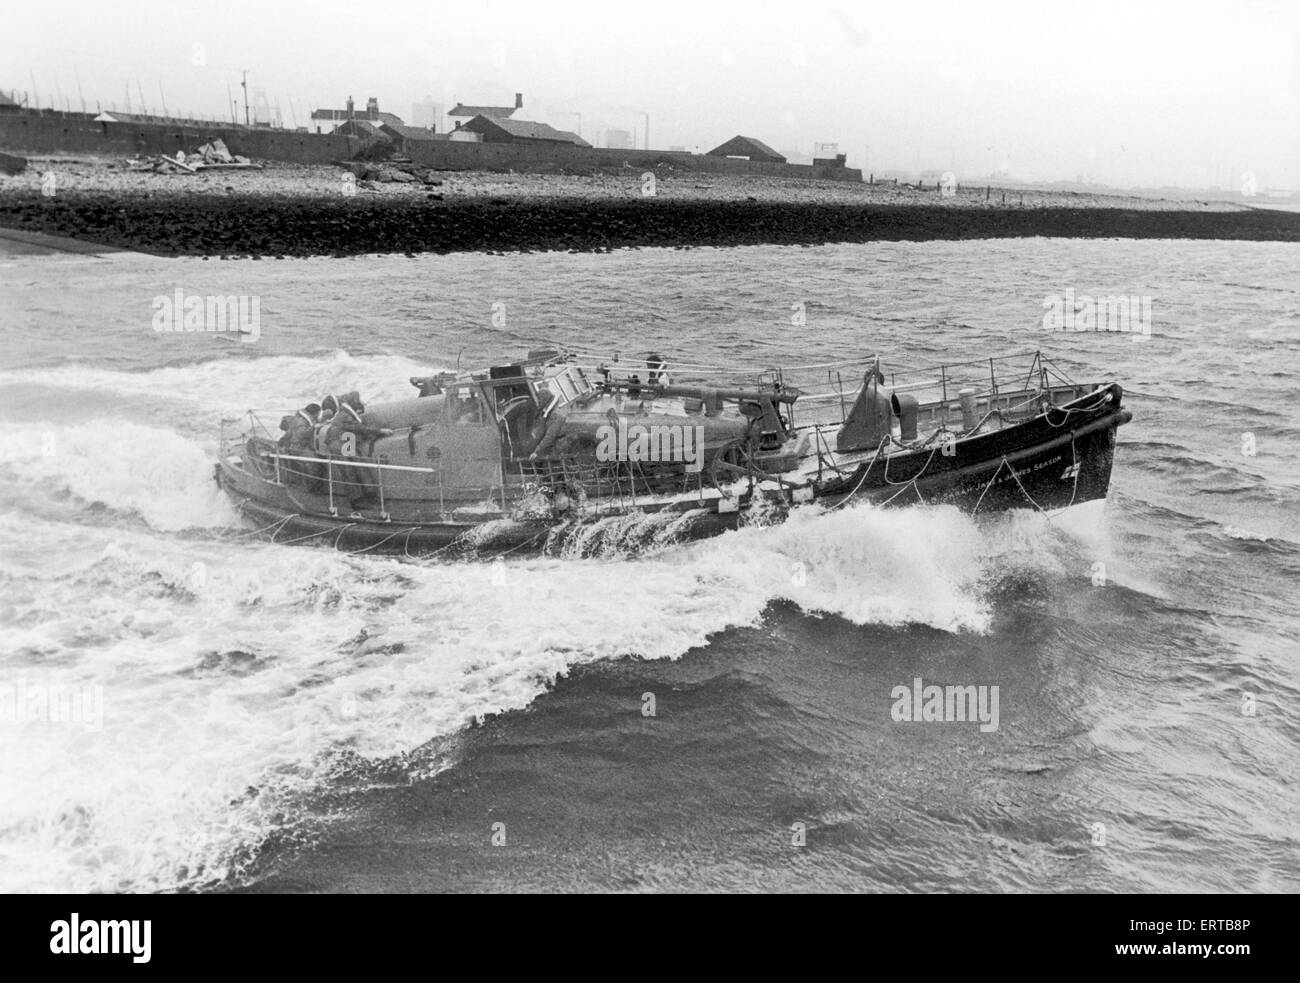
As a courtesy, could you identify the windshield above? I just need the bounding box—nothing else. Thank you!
[539,366,595,407]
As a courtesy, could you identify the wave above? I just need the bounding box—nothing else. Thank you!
[0,490,1108,893]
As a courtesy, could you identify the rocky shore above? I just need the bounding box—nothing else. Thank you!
[2,159,1295,257]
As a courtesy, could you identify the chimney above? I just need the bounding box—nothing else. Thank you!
[367,96,379,119]
[346,95,354,120]
[515,92,523,109]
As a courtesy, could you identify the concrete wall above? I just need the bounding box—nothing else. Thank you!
[0,112,363,163]
[0,110,863,183]
[401,140,862,182]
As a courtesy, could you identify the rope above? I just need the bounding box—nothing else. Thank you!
[883,443,939,486]
[341,526,418,555]
[331,524,357,550]
[970,434,1080,521]
[822,436,889,511]
[971,459,1004,516]
[273,525,343,546]
[226,507,298,542]
[1003,457,1051,514]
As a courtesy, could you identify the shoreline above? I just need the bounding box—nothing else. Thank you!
[2,162,1296,257]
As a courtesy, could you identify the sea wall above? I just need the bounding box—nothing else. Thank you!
[400,140,863,182]
[0,112,359,163]
[3,192,1297,257]
[0,111,863,182]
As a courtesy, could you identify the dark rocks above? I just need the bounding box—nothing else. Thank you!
[0,190,1298,258]
[0,151,29,176]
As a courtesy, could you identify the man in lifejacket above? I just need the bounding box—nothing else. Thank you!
[645,353,671,388]
[312,395,338,456]
[323,392,394,508]
[279,403,320,450]
[277,403,321,488]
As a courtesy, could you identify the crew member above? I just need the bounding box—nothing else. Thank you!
[323,393,394,508]
[278,403,321,487]
[279,403,320,450]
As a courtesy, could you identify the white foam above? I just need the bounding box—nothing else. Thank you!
[0,420,235,530]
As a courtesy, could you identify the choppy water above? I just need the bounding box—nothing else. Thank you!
[0,238,1296,893]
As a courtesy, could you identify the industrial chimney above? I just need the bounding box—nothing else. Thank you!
[515,92,523,109]
[366,96,379,119]
[346,95,354,120]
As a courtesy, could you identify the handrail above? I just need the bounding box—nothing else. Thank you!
[259,449,439,476]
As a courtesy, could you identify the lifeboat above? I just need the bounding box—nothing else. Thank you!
[215,349,1132,556]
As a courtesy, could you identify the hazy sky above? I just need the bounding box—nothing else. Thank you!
[5,0,1297,188]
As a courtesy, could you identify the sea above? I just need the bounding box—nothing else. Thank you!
[0,237,1296,893]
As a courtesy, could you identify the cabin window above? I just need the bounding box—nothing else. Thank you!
[542,366,595,408]
[446,385,489,425]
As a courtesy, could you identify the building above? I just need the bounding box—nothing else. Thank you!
[0,90,22,111]
[448,93,522,120]
[380,122,452,152]
[706,135,786,164]
[310,96,403,134]
[604,127,634,150]
[334,119,386,140]
[460,115,590,147]
[448,123,482,142]
[812,142,845,167]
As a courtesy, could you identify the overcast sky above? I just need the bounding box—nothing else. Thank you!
[4,0,1297,188]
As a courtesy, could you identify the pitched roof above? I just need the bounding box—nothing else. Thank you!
[334,119,385,137]
[464,115,591,147]
[311,108,404,124]
[380,123,443,142]
[0,91,20,109]
[449,103,516,118]
[706,135,786,163]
